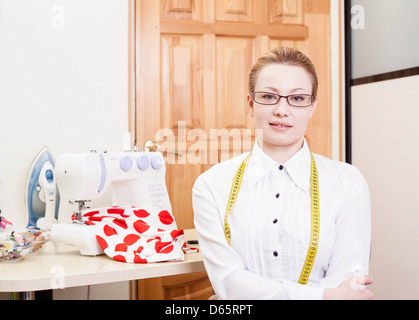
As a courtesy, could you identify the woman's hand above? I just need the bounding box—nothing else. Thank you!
[323,275,374,300]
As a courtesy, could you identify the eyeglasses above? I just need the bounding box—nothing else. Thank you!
[250,91,314,107]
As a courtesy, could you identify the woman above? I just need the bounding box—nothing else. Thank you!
[192,47,373,300]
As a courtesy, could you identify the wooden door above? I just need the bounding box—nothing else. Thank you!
[135,0,332,300]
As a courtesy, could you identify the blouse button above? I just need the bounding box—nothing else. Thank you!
[273,251,279,257]
[275,193,280,199]
[279,165,284,171]
[273,219,278,224]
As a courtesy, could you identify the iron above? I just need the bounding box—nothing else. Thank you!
[25,147,60,229]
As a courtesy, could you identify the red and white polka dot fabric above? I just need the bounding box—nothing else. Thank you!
[78,206,185,263]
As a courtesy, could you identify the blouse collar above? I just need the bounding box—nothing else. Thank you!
[246,139,312,192]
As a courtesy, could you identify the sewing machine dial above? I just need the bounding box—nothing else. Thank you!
[117,154,163,172]
[119,156,133,172]
[137,155,149,170]
[150,155,163,170]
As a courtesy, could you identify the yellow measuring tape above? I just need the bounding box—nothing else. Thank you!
[223,153,252,246]
[224,152,319,285]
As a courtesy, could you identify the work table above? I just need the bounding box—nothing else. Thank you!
[0,229,204,293]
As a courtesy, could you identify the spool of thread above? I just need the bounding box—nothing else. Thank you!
[123,132,132,152]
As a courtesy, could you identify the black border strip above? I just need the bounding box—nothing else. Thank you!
[344,0,353,164]
[352,67,419,86]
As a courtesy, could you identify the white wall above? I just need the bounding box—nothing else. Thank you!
[352,75,419,299]
[0,0,130,299]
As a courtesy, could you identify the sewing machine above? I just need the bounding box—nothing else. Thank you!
[50,151,172,256]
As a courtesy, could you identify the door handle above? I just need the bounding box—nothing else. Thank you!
[144,140,184,156]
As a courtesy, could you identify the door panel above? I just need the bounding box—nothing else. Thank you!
[161,35,203,129]
[216,37,254,129]
[215,0,254,22]
[269,0,304,24]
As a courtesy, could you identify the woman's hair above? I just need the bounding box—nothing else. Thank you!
[248,47,318,98]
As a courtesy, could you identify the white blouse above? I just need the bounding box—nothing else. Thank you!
[192,140,371,300]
